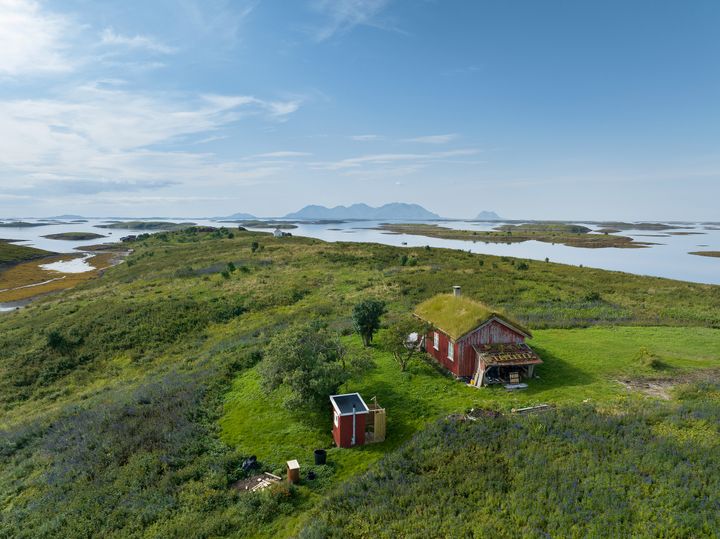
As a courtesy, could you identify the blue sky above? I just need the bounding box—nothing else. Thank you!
[0,0,718,219]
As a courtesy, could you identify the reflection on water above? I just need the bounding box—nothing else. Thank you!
[0,218,717,285]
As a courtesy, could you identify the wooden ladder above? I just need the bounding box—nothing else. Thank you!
[470,365,483,387]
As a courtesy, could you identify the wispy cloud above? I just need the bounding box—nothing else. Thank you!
[310,0,397,41]
[350,134,384,141]
[403,133,459,144]
[0,84,304,197]
[100,28,177,54]
[266,99,303,118]
[177,0,258,47]
[252,151,312,158]
[312,148,481,171]
[443,65,481,77]
[0,0,72,75]
[31,179,179,195]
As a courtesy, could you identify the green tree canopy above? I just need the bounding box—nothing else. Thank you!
[377,315,430,372]
[352,299,386,346]
[259,323,369,410]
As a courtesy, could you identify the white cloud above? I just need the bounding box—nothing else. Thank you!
[312,148,481,171]
[350,134,384,141]
[404,133,459,144]
[310,0,395,41]
[100,28,177,54]
[0,84,303,195]
[0,0,72,75]
[252,151,312,158]
[267,99,303,118]
[201,94,302,119]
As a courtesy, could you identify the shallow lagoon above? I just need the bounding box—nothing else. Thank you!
[1,218,718,285]
[39,254,96,273]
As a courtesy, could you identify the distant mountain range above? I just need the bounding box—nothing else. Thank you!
[46,214,85,220]
[284,203,442,220]
[474,211,502,220]
[223,212,257,220]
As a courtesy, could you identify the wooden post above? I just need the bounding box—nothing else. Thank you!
[373,407,386,442]
[286,460,300,484]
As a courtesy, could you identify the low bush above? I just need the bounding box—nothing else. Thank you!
[301,383,720,537]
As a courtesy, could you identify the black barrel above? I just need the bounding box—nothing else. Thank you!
[314,449,327,465]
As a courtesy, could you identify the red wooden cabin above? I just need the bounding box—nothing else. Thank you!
[414,287,542,386]
[329,393,369,448]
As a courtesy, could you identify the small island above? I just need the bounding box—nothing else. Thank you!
[375,222,653,248]
[592,222,684,231]
[689,251,720,258]
[0,221,53,228]
[235,220,298,229]
[42,232,107,241]
[97,221,196,231]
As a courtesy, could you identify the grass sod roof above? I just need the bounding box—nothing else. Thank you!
[414,294,531,340]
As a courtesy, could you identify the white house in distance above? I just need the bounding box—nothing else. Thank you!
[273,228,292,238]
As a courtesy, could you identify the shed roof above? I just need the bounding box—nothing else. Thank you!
[473,343,542,366]
[330,393,369,416]
[414,294,530,340]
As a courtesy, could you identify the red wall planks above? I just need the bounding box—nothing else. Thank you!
[333,412,367,448]
[427,319,527,377]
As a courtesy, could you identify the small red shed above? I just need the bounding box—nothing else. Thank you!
[414,287,542,386]
[330,393,369,448]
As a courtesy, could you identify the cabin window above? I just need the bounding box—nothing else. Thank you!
[433,332,439,350]
[333,411,339,427]
[448,341,454,361]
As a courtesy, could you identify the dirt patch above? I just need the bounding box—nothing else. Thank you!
[617,369,720,400]
[617,379,676,400]
[231,472,282,493]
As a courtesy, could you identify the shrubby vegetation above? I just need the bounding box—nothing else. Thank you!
[301,382,720,538]
[0,369,299,538]
[0,227,718,537]
[0,240,52,264]
[259,322,372,409]
[376,314,429,371]
[352,299,386,346]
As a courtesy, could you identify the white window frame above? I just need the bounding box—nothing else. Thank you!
[433,332,439,350]
[333,411,339,427]
[448,340,454,361]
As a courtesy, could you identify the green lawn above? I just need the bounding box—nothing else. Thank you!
[219,325,720,536]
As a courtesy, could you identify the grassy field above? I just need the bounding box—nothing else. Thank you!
[220,326,720,536]
[375,223,653,248]
[0,228,718,538]
[221,327,720,462]
[300,382,720,538]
